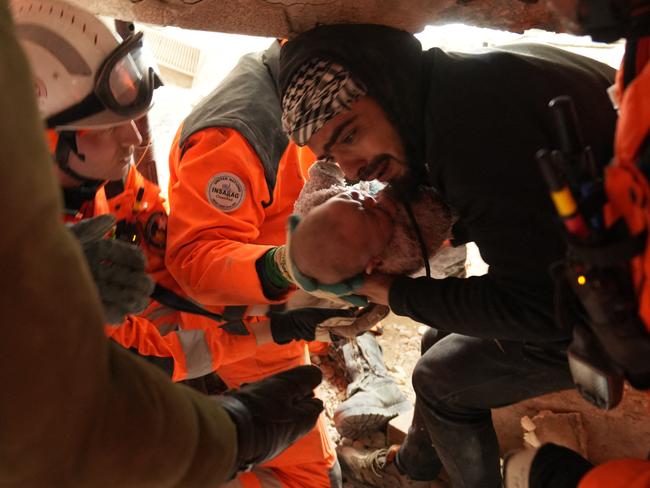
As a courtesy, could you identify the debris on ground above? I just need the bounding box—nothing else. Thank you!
[521,410,589,458]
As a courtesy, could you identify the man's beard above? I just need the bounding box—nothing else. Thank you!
[376,188,452,275]
[388,165,426,202]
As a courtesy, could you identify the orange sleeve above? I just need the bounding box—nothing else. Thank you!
[579,459,650,488]
[105,315,188,381]
[166,127,282,306]
[106,309,259,382]
[180,313,259,375]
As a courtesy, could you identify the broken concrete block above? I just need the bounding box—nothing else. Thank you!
[520,410,589,458]
[387,408,414,445]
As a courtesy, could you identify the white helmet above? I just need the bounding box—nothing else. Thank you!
[12,0,161,130]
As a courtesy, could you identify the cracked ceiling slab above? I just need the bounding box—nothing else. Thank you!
[63,0,569,38]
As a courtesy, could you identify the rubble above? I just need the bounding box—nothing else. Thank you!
[316,313,650,486]
[521,411,589,458]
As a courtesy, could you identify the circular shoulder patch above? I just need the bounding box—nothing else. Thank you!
[205,172,246,212]
[144,211,168,250]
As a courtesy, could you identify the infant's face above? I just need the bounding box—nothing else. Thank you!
[291,188,404,286]
[292,183,451,285]
[323,190,396,260]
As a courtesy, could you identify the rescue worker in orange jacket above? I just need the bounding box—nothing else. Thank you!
[20,0,212,381]
[503,1,650,486]
[17,0,285,383]
[165,41,350,487]
[57,156,200,379]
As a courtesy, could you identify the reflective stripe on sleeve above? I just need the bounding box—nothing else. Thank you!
[176,329,213,380]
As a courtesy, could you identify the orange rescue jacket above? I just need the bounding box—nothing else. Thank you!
[579,459,650,488]
[63,165,231,381]
[165,126,309,378]
[165,42,314,379]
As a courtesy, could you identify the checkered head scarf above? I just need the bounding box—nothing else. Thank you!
[281,58,367,146]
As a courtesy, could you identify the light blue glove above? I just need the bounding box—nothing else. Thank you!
[285,214,368,307]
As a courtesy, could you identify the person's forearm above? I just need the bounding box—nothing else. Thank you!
[389,275,571,342]
[166,238,277,305]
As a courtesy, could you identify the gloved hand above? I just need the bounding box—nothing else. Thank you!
[316,303,390,340]
[215,365,324,475]
[67,214,117,245]
[279,215,368,307]
[67,214,154,323]
[269,307,357,344]
[503,443,593,488]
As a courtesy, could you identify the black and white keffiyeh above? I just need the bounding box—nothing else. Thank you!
[281,58,367,146]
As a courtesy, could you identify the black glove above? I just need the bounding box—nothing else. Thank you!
[269,307,356,344]
[215,365,324,475]
[67,215,154,323]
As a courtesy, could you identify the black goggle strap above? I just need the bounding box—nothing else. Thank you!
[54,130,103,186]
[151,284,249,336]
[402,199,431,279]
[46,92,105,129]
[152,69,163,89]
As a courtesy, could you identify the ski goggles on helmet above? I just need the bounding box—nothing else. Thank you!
[46,31,162,129]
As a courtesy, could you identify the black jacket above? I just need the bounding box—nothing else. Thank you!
[280,25,616,342]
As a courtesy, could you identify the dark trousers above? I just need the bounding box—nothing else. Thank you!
[397,328,574,488]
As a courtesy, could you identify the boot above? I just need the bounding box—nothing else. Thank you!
[334,332,412,439]
[421,407,502,488]
[337,444,446,488]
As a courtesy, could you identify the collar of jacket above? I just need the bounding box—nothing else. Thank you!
[179,41,286,207]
